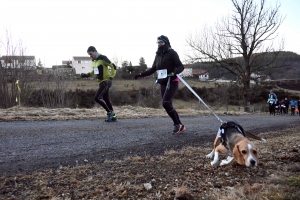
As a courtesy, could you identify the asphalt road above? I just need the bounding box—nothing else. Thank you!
[0,115,299,175]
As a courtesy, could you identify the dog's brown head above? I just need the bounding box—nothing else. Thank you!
[233,140,258,167]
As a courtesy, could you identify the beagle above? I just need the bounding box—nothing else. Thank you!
[206,121,266,167]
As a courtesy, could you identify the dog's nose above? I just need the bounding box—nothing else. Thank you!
[250,159,256,166]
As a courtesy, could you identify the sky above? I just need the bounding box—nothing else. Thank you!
[1,0,300,68]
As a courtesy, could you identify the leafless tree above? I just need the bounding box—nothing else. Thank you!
[186,0,287,111]
[0,30,37,108]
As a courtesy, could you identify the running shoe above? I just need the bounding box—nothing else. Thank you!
[179,124,186,133]
[105,111,117,122]
[172,124,182,134]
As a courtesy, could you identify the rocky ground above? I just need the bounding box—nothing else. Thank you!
[0,107,299,199]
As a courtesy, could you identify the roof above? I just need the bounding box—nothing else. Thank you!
[183,65,192,69]
[0,55,35,60]
[73,56,91,60]
[193,69,209,75]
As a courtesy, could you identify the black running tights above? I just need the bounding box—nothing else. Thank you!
[94,79,113,112]
[160,81,182,125]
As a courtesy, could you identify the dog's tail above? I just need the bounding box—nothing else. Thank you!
[245,132,267,142]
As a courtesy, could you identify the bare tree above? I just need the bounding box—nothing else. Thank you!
[186,0,286,111]
[0,30,37,108]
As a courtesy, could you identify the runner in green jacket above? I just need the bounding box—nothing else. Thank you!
[81,46,117,122]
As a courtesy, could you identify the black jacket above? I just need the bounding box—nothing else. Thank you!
[141,47,184,84]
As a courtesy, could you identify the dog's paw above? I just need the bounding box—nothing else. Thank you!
[206,151,214,159]
[220,156,234,166]
[220,160,227,166]
[211,160,218,166]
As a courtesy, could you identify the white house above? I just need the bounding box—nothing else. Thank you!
[193,69,209,81]
[179,66,193,77]
[72,56,92,74]
[0,55,36,69]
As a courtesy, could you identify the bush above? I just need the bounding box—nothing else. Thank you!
[18,81,300,109]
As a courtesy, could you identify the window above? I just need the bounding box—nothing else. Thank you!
[82,67,85,69]
[78,60,81,64]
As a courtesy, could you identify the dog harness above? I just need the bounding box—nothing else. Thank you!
[217,121,246,149]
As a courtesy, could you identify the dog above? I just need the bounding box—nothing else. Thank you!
[206,121,266,167]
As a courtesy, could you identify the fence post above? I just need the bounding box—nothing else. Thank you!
[244,102,250,112]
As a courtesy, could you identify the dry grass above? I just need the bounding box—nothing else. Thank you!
[0,104,252,122]
[36,79,217,91]
[0,121,299,199]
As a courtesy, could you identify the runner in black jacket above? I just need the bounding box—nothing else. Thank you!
[135,35,185,134]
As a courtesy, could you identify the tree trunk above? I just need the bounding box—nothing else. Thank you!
[243,80,251,112]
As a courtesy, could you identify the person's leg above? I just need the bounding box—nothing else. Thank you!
[269,104,275,116]
[161,82,185,134]
[280,107,283,115]
[94,80,112,112]
[94,79,116,121]
[291,107,295,115]
[102,80,113,112]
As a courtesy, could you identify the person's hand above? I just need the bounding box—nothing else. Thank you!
[135,74,141,79]
[174,68,181,75]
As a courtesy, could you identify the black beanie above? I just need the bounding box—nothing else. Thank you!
[157,35,171,47]
[87,46,97,52]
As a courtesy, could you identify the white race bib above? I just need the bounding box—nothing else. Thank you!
[94,68,99,74]
[157,69,167,79]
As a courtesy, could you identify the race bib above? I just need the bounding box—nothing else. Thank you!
[157,69,167,79]
[94,68,99,74]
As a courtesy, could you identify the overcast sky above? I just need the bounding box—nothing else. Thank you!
[1,0,299,68]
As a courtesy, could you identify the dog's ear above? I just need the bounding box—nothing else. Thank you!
[233,144,245,165]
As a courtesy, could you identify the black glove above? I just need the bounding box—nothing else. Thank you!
[135,74,141,80]
[167,72,175,77]
[174,68,182,75]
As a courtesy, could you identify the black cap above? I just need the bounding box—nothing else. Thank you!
[157,35,171,47]
[87,46,97,52]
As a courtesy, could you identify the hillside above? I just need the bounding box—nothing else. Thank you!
[189,51,300,80]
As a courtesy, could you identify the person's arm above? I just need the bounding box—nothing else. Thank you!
[135,58,157,79]
[171,51,184,74]
[99,55,116,78]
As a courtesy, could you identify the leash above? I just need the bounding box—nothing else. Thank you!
[176,74,224,124]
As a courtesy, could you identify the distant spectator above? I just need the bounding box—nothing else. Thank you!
[298,99,300,116]
[279,99,286,115]
[289,99,298,116]
[267,90,277,116]
[284,97,289,114]
[274,99,280,115]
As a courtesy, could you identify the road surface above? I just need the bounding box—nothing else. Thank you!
[0,115,298,175]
